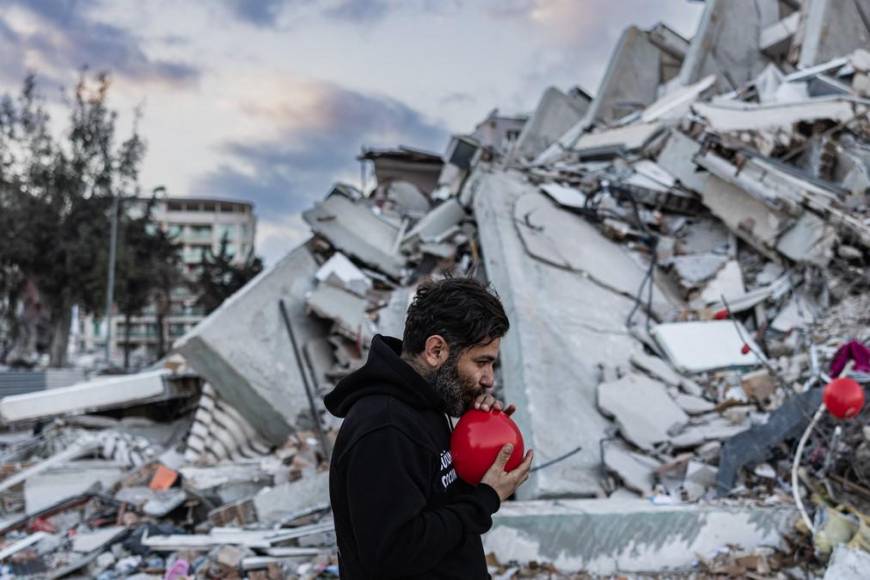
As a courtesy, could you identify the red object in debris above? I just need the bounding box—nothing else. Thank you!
[149,465,178,491]
[823,377,865,419]
[28,517,56,534]
[450,408,524,485]
[714,308,730,320]
[741,343,751,355]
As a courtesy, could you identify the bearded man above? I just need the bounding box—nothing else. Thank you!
[325,277,534,579]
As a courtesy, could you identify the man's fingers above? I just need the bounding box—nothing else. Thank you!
[492,444,514,470]
[504,403,516,416]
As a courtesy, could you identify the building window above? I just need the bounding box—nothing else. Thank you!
[218,224,236,240]
[189,225,212,242]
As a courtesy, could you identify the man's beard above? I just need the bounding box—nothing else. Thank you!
[431,353,481,417]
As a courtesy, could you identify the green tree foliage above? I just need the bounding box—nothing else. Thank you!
[192,233,263,315]
[0,73,178,368]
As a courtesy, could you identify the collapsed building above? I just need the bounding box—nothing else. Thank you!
[1,0,870,577]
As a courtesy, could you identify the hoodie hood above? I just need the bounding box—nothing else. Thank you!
[324,335,446,418]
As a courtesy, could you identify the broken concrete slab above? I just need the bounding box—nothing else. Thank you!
[175,245,328,445]
[180,462,279,505]
[72,526,126,553]
[603,442,662,495]
[598,373,689,450]
[305,284,372,342]
[143,522,335,551]
[799,0,870,69]
[586,25,685,125]
[692,98,865,133]
[512,87,591,161]
[0,436,99,494]
[672,393,716,415]
[679,0,777,93]
[760,12,800,57]
[143,489,187,517]
[572,122,664,157]
[539,183,587,210]
[314,252,372,297]
[483,499,798,574]
[641,75,716,123]
[384,181,431,215]
[629,352,704,397]
[514,190,677,318]
[0,370,176,424]
[652,321,766,374]
[697,260,746,306]
[824,544,870,580]
[25,461,123,514]
[253,471,329,525]
[302,195,406,279]
[472,170,640,498]
[401,198,466,249]
[775,212,838,266]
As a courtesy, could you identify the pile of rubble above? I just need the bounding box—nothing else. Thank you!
[2,0,870,577]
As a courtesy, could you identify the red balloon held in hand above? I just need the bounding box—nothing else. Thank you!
[450,408,524,485]
[823,377,865,419]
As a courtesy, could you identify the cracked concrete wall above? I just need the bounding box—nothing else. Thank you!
[471,170,667,498]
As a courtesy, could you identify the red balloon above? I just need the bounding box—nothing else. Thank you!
[823,377,865,419]
[450,409,524,485]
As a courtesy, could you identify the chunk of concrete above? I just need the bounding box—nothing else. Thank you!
[629,352,704,397]
[572,122,664,157]
[673,393,716,415]
[776,212,838,266]
[598,373,689,450]
[799,0,870,69]
[402,199,466,248]
[175,245,328,445]
[472,170,641,498]
[603,442,662,495]
[180,462,280,504]
[512,87,590,161]
[306,285,373,342]
[698,260,746,306]
[824,544,870,580]
[314,252,372,297]
[253,471,330,525]
[483,499,798,574]
[303,195,406,279]
[652,321,766,373]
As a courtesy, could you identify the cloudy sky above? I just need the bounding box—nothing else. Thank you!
[0,0,703,265]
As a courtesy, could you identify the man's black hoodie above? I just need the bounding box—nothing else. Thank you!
[324,335,500,579]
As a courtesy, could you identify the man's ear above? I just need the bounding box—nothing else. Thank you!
[422,335,449,368]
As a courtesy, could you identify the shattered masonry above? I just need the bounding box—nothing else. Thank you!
[1,0,870,576]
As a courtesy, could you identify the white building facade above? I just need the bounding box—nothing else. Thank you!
[74,197,256,368]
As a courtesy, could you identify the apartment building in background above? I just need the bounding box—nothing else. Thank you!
[73,196,256,367]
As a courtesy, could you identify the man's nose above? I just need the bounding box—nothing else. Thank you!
[480,370,494,389]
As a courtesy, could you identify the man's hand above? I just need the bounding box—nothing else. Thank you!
[473,392,516,416]
[479,444,533,502]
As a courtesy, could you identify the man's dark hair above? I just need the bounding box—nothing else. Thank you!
[402,277,509,355]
